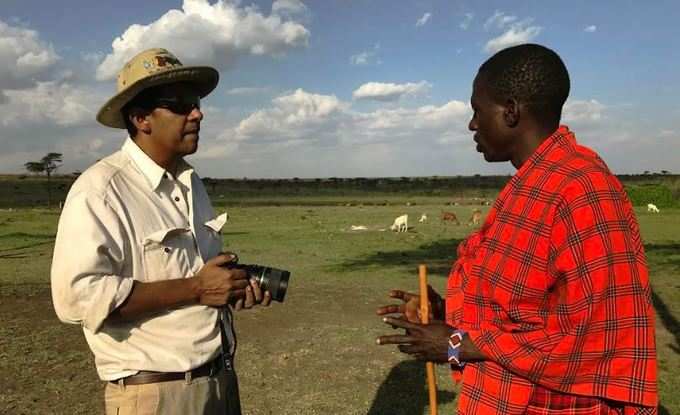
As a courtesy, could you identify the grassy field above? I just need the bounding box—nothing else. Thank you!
[0,192,678,414]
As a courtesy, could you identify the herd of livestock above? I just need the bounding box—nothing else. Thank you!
[383,203,663,234]
[387,209,483,233]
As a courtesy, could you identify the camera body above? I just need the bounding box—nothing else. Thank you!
[227,263,290,302]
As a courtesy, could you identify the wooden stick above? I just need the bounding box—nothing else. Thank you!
[419,264,438,415]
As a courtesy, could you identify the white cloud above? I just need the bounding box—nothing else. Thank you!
[352,81,432,102]
[584,25,597,33]
[225,86,272,96]
[0,81,104,127]
[484,11,517,31]
[350,51,371,65]
[484,18,542,53]
[272,0,307,14]
[416,13,431,27]
[351,100,469,142]
[229,88,347,142]
[80,51,105,65]
[0,19,60,91]
[272,0,308,18]
[562,99,606,123]
[191,90,476,177]
[210,88,470,149]
[350,44,381,66]
[459,13,474,30]
[96,0,310,80]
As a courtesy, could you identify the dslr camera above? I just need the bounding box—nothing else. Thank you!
[226,262,290,302]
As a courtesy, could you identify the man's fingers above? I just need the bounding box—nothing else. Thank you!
[218,251,239,263]
[261,291,272,306]
[230,279,250,290]
[376,334,417,345]
[388,290,417,301]
[228,287,247,301]
[398,344,420,354]
[376,304,405,315]
[209,253,238,267]
[382,316,419,330]
[249,279,263,303]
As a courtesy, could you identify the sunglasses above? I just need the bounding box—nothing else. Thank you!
[153,98,201,115]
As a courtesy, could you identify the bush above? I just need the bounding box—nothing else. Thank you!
[624,183,677,208]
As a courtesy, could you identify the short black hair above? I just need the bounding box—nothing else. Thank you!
[478,43,570,124]
[121,86,164,138]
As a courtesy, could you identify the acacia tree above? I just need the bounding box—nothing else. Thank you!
[24,152,63,207]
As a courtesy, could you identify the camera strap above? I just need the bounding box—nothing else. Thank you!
[220,307,242,415]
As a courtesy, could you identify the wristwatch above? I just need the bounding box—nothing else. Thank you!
[448,329,467,368]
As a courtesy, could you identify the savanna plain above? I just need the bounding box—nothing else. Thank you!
[0,176,678,414]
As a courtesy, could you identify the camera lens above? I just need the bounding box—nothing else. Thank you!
[247,265,290,302]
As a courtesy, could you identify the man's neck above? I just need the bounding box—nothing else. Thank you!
[511,123,559,169]
[132,135,179,174]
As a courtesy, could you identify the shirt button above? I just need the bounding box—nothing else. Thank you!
[164,247,171,253]
[174,196,180,202]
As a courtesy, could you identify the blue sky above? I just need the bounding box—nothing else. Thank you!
[1,0,678,178]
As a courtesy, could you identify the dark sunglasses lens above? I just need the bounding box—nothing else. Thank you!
[157,99,200,114]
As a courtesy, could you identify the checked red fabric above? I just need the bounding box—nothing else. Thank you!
[446,126,658,414]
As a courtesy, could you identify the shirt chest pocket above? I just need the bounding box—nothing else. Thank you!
[199,213,228,260]
[141,227,194,282]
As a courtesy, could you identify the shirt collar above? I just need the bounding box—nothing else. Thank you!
[513,125,573,180]
[122,137,194,191]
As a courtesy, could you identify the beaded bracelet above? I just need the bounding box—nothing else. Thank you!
[448,329,466,368]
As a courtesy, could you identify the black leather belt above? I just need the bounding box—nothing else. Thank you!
[110,356,223,386]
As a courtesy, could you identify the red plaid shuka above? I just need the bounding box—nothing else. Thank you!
[446,126,658,414]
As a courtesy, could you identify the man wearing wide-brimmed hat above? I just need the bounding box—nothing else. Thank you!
[51,48,270,414]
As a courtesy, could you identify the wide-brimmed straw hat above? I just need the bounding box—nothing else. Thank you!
[96,48,219,129]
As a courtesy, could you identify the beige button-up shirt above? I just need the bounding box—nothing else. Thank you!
[51,138,229,381]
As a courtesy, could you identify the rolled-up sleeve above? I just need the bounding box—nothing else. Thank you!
[50,190,134,333]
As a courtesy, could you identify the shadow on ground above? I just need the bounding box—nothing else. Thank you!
[644,243,680,355]
[0,232,55,258]
[644,243,680,270]
[336,238,463,278]
[368,360,455,415]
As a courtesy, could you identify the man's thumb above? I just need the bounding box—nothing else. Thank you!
[210,253,238,266]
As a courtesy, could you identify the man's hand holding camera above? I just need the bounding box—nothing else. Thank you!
[193,253,272,310]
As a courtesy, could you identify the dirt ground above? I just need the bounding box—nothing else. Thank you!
[0,279,460,415]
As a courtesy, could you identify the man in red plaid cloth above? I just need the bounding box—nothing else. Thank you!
[376,43,658,414]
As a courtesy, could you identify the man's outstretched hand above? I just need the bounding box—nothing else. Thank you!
[376,285,444,323]
[376,317,453,363]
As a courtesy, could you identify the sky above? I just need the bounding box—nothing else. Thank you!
[1,0,678,179]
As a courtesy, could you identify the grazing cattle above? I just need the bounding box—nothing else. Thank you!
[441,211,460,225]
[390,214,408,232]
[469,209,482,226]
[647,203,660,213]
[419,214,428,223]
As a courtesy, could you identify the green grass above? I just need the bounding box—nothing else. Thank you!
[0,199,678,414]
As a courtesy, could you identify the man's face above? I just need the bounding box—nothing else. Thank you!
[147,82,203,158]
[468,74,514,163]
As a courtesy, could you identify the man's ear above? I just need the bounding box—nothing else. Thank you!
[129,107,151,134]
[503,98,520,128]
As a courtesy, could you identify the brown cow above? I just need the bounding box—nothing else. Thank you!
[468,209,482,226]
[441,211,460,225]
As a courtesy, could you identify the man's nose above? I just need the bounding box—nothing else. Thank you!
[468,117,477,131]
[188,107,203,122]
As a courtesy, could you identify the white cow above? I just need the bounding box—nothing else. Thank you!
[647,203,660,213]
[419,214,427,223]
[390,214,408,232]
